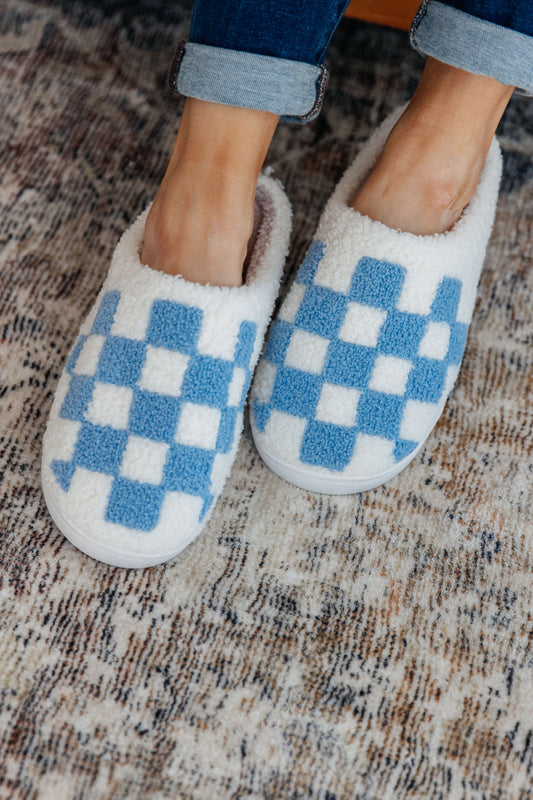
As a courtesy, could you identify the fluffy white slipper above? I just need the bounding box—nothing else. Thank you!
[250,109,502,494]
[42,174,291,567]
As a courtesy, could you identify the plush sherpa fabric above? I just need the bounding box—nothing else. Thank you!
[3,3,533,795]
[251,108,502,494]
[42,174,291,567]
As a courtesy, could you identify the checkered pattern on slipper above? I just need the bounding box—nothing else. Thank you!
[42,175,292,565]
[252,249,467,474]
[51,290,257,530]
[251,110,502,490]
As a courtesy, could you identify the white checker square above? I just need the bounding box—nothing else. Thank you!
[278,283,305,324]
[369,355,412,396]
[349,434,395,476]
[397,270,441,316]
[445,364,460,394]
[196,305,242,361]
[227,367,247,407]
[284,329,329,375]
[263,409,308,464]
[176,403,221,450]
[400,400,439,442]
[313,248,353,294]
[139,346,190,397]
[315,383,360,427]
[156,492,204,546]
[210,452,231,493]
[74,335,105,376]
[252,360,277,404]
[338,302,386,347]
[418,321,450,361]
[120,436,169,485]
[50,418,81,462]
[67,469,113,523]
[110,292,153,341]
[85,383,133,430]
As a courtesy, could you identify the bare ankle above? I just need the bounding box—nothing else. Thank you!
[351,126,485,236]
[351,60,513,235]
[142,175,254,287]
[140,98,278,287]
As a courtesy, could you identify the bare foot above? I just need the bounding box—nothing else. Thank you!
[352,59,514,235]
[141,99,279,287]
[142,162,255,288]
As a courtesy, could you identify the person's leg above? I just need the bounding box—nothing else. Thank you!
[351,58,514,235]
[352,0,533,235]
[141,100,278,287]
[141,0,350,286]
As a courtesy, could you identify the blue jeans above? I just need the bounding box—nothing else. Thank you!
[171,0,533,123]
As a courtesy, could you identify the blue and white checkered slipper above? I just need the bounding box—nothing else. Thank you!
[250,109,502,494]
[42,174,291,567]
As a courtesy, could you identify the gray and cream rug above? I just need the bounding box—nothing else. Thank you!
[1,1,532,798]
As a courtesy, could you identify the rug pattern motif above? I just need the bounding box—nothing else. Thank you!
[0,2,532,798]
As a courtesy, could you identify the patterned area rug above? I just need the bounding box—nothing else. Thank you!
[1,2,532,798]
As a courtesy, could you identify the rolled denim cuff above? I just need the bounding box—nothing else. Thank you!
[411,1,533,96]
[169,41,328,124]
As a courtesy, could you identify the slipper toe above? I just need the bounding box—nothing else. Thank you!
[251,110,502,494]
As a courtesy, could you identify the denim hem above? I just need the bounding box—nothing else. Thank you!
[169,41,328,123]
[411,1,533,95]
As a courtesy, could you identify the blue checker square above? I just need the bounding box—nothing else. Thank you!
[181,356,234,408]
[349,257,405,308]
[447,322,469,364]
[234,320,257,368]
[96,336,146,387]
[59,375,95,421]
[431,277,462,323]
[300,421,356,472]
[324,341,376,390]
[251,401,271,433]
[129,390,182,442]
[356,391,405,439]
[270,367,321,418]
[264,319,294,366]
[91,291,120,335]
[377,309,427,359]
[200,494,214,521]
[393,438,418,462]
[217,408,238,453]
[106,478,164,531]
[65,335,87,375]
[74,423,127,475]
[406,358,447,403]
[147,300,203,354]
[164,444,215,495]
[295,285,347,338]
[51,459,76,492]
[296,240,326,285]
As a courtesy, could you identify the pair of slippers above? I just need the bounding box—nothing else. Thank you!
[42,109,502,568]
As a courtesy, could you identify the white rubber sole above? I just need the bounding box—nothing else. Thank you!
[253,436,427,495]
[41,473,180,569]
